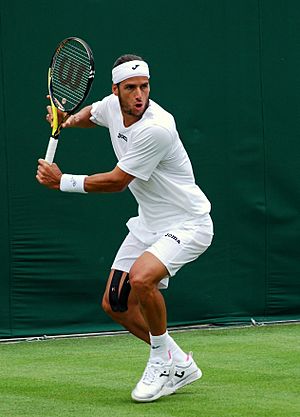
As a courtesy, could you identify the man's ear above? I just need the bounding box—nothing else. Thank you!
[112,84,119,96]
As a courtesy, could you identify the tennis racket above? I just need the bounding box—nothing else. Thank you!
[45,37,95,164]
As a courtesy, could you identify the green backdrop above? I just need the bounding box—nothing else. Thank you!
[1,0,299,338]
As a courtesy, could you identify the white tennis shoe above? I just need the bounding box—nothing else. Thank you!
[131,359,174,402]
[164,352,202,395]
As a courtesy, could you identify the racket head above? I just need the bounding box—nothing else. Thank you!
[48,37,95,114]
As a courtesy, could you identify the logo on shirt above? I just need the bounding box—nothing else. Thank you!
[132,64,140,70]
[165,233,181,244]
[118,133,128,142]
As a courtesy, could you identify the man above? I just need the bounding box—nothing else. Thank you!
[36,54,213,402]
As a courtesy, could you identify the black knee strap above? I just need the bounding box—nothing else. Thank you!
[109,270,131,312]
[118,275,131,312]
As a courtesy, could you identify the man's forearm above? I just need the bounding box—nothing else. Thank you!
[65,105,96,128]
[84,167,134,193]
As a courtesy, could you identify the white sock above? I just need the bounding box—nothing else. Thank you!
[149,331,171,363]
[167,332,188,363]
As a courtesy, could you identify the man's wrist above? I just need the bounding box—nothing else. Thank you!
[70,114,78,127]
[64,114,77,128]
[60,174,88,193]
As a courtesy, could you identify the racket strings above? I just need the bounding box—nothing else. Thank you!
[51,40,92,111]
[51,82,88,110]
[58,42,91,66]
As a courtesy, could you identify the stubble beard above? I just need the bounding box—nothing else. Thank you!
[118,93,150,119]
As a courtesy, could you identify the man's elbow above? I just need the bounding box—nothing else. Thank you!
[98,166,134,193]
[111,169,134,192]
[113,180,129,192]
[111,174,134,192]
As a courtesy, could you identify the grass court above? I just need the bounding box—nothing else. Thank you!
[0,324,299,417]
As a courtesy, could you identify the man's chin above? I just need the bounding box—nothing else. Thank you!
[128,107,146,118]
[135,109,145,117]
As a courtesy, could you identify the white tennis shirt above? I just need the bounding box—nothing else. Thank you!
[90,94,211,240]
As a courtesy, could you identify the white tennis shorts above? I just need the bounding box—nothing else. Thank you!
[111,214,213,289]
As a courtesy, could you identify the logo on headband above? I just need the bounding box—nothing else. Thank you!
[132,64,140,70]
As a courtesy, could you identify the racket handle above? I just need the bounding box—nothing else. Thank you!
[45,136,58,164]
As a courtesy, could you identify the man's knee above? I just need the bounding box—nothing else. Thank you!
[129,270,155,296]
[129,273,143,292]
[129,252,168,295]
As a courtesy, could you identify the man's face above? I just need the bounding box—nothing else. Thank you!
[112,76,150,125]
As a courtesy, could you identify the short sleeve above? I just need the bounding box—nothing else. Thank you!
[90,95,112,127]
[117,125,173,180]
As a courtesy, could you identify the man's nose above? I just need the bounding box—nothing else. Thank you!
[135,87,142,99]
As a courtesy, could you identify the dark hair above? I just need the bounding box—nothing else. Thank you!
[112,54,144,69]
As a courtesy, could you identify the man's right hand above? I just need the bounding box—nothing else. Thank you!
[45,98,94,129]
[45,95,76,129]
[46,95,62,127]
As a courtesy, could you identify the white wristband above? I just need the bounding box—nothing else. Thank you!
[60,174,88,193]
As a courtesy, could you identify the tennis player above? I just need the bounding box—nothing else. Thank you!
[36,54,214,402]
